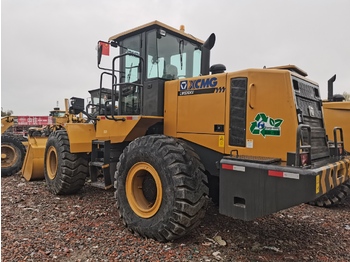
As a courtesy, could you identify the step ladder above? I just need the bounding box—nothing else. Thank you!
[89,140,113,189]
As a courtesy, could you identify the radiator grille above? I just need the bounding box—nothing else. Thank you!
[229,78,247,147]
[292,76,329,160]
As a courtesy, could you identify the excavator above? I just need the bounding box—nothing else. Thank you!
[20,21,350,242]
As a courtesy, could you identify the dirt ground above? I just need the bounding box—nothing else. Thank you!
[1,173,350,261]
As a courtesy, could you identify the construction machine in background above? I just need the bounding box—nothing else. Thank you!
[1,103,73,178]
[264,67,350,207]
[308,75,350,207]
[21,99,86,181]
[323,75,350,152]
[21,21,350,242]
[1,116,26,176]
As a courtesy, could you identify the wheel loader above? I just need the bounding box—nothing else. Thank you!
[1,116,26,176]
[262,67,350,207]
[2,105,79,178]
[22,21,350,242]
[309,74,350,206]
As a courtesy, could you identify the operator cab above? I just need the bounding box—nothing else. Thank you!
[88,87,118,116]
[97,20,215,117]
[49,108,66,118]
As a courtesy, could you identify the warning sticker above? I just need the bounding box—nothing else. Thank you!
[218,135,224,148]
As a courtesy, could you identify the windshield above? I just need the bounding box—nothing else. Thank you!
[146,29,201,80]
[50,111,65,117]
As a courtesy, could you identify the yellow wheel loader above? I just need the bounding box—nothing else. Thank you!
[1,116,27,176]
[21,99,86,181]
[263,67,350,207]
[23,21,350,242]
[308,75,350,207]
[323,75,350,152]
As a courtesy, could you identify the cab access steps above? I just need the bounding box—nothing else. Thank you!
[89,140,113,189]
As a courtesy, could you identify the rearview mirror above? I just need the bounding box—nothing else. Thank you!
[97,44,102,65]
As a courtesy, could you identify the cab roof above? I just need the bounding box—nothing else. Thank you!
[108,20,204,45]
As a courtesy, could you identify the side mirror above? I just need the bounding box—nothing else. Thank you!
[97,44,102,65]
[97,41,111,66]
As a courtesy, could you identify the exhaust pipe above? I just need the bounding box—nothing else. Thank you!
[200,33,216,76]
[328,74,336,101]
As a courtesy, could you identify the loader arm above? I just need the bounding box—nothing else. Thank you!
[1,116,14,134]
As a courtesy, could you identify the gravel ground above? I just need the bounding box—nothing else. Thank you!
[1,173,350,262]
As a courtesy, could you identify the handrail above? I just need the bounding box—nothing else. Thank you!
[295,124,312,167]
[333,127,345,157]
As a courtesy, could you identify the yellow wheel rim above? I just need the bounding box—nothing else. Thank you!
[1,145,18,168]
[126,162,163,218]
[46,146,58,180]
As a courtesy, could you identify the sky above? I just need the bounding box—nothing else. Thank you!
[1,0,350,116]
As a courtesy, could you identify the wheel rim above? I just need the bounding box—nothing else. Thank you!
[46,146,58,180]
[1,145,18,168]
[126,162,163,218]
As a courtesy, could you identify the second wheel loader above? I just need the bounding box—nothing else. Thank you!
[22,21,350,242]
[1,116,26,176]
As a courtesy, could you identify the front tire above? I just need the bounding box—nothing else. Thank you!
[44,130,88,195]
[115,135,209,242]
[1,135,26,177]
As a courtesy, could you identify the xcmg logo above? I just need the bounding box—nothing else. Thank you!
[180,77,218,90]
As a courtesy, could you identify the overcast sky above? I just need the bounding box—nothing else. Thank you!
[1,0,350,116]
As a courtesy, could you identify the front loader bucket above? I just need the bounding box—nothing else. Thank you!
[21,136,47,181]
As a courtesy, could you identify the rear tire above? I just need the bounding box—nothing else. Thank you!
[308,180,350,207]
[115,135,209,242]
[44,130,88,195]
[1,135,26,177]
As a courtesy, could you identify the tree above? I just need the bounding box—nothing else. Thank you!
[343,91,350,101]
[1,107,13,117]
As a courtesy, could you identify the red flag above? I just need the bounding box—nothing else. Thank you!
[99,41,110,56]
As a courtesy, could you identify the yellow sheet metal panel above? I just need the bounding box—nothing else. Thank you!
[95,117,140,141]
[65,123,96,153]
[176,75,226,134]
[224,69,298,161]
[65,116,163,153]
[164,80,179,137]
[177,133,225,153]
[323,101,350,149]
[95,116,163,142]
[125,116,164,141]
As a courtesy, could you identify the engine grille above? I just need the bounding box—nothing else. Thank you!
[229,78,247,147]
[292,76,329,160]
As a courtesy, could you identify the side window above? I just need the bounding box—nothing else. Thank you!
[119,34,142,115]
[193,49,201,77]
[170,53,186,78]
[125,53,140,83]
[121,34,141,83]
[147,55,164,78]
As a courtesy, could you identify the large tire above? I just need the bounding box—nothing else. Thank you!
[308,179,350,207]
[115,135,209,242]
[1,135,26,177]
[44,130,88,195]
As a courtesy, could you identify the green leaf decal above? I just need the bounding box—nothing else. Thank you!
[269,118,275,126]
[274,119,283,127]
